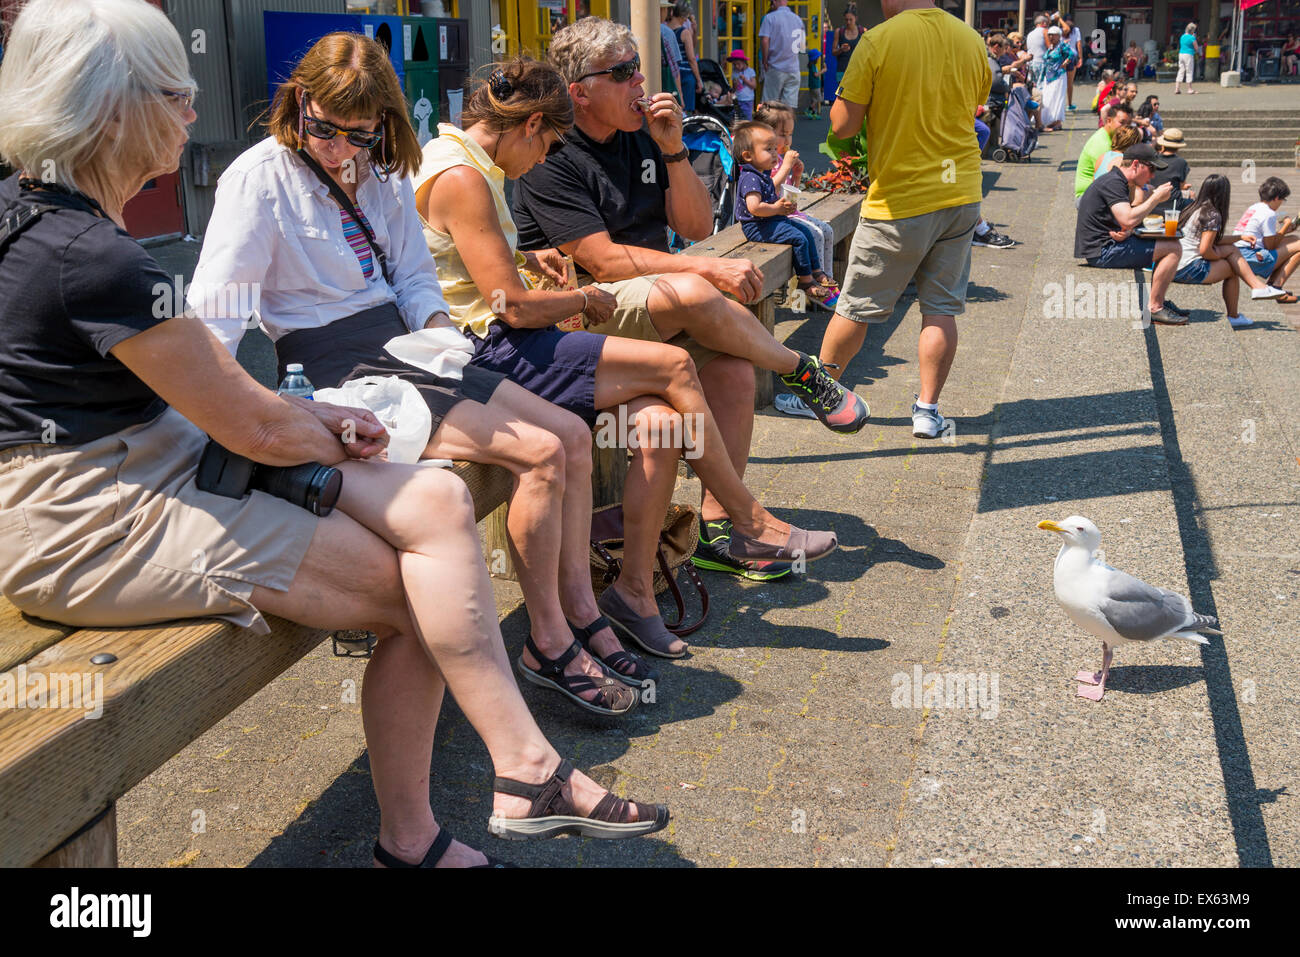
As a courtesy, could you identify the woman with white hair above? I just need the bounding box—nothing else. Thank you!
[1175,23,1199,95]
[1038,26,1076,131]
[0,0,667,867]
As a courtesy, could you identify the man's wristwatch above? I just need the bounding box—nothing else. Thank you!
[663,146,690,164]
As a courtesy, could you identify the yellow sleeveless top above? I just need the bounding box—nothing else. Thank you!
[412,123,525,339]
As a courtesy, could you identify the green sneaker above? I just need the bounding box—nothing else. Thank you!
[691,519,792,582]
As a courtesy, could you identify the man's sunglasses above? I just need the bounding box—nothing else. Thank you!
[302,99,384,149]
[579,55,640,84]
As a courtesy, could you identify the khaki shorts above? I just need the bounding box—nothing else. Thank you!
[0,408,318,635]
[589,274,721,370]
[836,202,982,323]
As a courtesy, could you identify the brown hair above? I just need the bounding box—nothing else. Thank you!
[459,57,574,137]
[732,120,774,162]
[1110,125,1141,152]
[754,100,795,128]
[266,32,420,179]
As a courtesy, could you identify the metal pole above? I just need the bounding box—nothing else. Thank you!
[630,0,661,95]
[965,0,974,28]
[1018,0,1026,37]
[1206,0,1221,81]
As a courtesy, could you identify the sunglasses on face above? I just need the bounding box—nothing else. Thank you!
[161,88,196,110]
[579,55,640,84]
[302,99,384,149]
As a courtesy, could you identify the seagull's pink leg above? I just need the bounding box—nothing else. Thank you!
[1076,643,1111,700]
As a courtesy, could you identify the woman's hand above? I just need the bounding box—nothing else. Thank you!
[580,286,618,328]
[524,248,571,286]
[283,394,388,460]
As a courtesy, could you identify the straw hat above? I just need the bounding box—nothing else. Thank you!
[1156,128,1187,150]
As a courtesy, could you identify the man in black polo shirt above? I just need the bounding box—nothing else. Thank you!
[514,16,868,580]
[1074,143,1185,324]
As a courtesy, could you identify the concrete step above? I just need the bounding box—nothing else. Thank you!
[1178,151,1296,163]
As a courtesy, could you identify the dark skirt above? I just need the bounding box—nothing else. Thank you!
[469,321,606,427]
[275,303,506,433]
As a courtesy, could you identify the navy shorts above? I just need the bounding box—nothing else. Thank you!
[470,322,606,426]
[1086,235,1156,270]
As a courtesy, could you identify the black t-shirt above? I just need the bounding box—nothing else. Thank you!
[1149,154,1189,214]
[512,125,670,259]
[0,174,174,449]
[1075,167,1133,260]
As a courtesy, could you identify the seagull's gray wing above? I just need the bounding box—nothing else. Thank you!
[1094,570,1195,641]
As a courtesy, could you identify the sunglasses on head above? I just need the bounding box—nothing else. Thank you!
[579,55,640,84]
[301,97,384,149]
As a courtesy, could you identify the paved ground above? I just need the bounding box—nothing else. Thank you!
[123,104,1298,867]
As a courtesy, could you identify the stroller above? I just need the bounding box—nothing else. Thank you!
[990,86,1038,163]
[692,58,738,125]
[668,113,736,251]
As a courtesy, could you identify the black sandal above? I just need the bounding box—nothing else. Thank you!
[374,827,514,868]
[569,616,658,689]
[516,636,638,716]
[488,758,669,840]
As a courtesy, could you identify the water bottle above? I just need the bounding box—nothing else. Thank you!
[277,363,315,400]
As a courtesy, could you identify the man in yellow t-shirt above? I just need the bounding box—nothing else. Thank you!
[814,0,989,440]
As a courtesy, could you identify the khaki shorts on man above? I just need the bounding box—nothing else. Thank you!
[836,202,981,322]
[590,274,721,369]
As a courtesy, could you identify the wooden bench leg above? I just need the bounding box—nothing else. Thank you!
[484,445,629,582]
[750,296,776,410]
[33,803,116,868]
[833,234,853,280]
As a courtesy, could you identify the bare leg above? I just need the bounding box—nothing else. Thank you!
[594,341,782,543]
[638,273,801,375]
[1148,242,1181,310]
[917,314,958,406]
[609,396,687,654]
[425,383,611,702]
[1216,246,1271,290]
[819,312,871,382]
[696,355,755,522]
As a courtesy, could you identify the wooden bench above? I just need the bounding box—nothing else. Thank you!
[678,189,864,407]
[0,189,867,867]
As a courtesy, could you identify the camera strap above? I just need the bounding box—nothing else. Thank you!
[296,149,392,287]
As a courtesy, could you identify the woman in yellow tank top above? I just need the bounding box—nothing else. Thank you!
[415,59,838,677]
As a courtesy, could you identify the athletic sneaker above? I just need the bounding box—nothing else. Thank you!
[774,392,816,418]
[1227,313,1255,328]
[1250,285,1286,300]
[1162,298,1190,317]
[779,353,870,434]
[971,228,1016,248]
[911,398,952,439]
[691,519,791,581]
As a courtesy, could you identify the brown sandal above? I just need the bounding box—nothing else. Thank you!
[488,758,670,840]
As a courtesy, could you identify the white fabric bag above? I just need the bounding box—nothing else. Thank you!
[313,375,432,465]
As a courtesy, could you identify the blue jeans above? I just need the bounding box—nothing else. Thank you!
[742,216,821,275]
[680,71,697,111]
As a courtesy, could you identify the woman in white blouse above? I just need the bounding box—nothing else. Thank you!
[190,33,646,719]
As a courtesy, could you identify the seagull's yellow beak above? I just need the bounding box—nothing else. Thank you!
[1037,520,1065,533]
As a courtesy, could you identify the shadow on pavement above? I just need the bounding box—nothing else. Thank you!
[1142,322,1273,868]
[1105,663,1205,694]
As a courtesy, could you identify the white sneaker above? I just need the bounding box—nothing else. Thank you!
[774,392,817,418]
[911,401,952,439]
[1250,285,1285,300]
[1227,314,1254,328]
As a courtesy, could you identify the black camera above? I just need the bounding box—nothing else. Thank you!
[196,438,342,516]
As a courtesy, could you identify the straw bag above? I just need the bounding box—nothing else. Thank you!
[589,502,709,637]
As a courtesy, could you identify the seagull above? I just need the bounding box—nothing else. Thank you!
[1037,516,1220,701]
